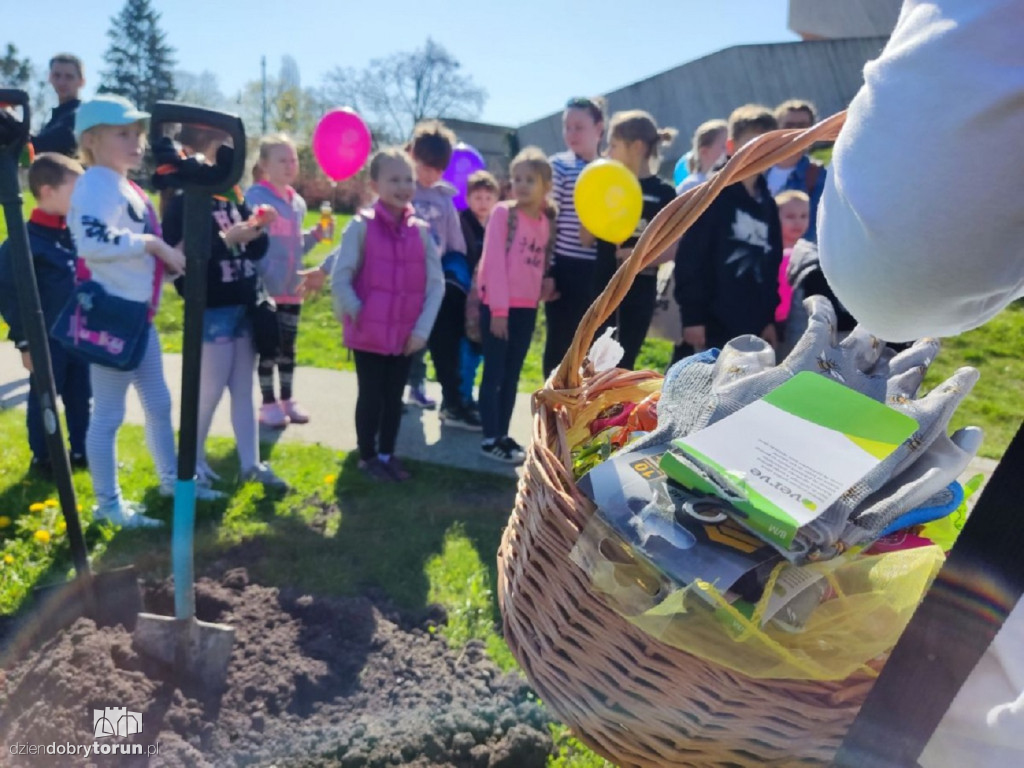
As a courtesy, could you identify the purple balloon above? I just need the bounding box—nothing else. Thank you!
[442,143,486,210]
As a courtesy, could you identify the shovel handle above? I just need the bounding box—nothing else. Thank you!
[148,102,246,193]
[0,89,30,160]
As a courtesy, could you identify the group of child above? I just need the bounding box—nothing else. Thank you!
[1,79,832,517]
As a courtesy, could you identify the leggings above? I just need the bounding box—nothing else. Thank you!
[353,350,413,460]
[197,333,259,474]
[479,305,536,440]
[259,302,301,403]
[87,325,177,508]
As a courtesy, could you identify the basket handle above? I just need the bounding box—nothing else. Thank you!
[550,110,847,392]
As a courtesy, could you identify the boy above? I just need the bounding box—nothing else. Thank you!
[406,120,480,430]
[0,153,91,476]
[32,54,85,157]
[459,170,500,414]
[764,99,826,242]
[674,104,783,352]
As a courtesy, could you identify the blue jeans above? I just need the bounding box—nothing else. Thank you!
[479,305,536,440]
[459,337,482,405]
[27,339,92,460]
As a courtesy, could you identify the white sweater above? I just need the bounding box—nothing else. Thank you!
[818,0,1024,343]
[818,1,1024,764]
[68,166,156,303]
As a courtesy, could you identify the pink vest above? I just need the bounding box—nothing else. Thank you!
[343,202,427,356]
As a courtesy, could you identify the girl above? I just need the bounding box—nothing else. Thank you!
[477,148,554,463]
[330,148,444,482]
[69,94,190,528]
[676,119,728,194]
[245,134,328,429]
[161,125,288,492]
[541,96,605,377]
[594,110,678,370]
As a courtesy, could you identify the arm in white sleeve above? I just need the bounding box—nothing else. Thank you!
[69,177,149,263]
[329,217,366,323]
[412,226,444,341]
[818,0,1024,342]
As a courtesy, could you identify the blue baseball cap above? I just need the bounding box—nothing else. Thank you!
[74,94,150,139]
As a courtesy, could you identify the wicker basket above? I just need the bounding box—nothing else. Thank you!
[497,112,865,767]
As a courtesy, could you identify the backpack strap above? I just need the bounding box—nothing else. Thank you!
[504,201,519,257]
[127,179,164,319]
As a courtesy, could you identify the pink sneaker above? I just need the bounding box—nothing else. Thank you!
[281,399,310,424]
[259,401,289,429]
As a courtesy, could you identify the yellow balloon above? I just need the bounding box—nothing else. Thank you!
[573,159,644,244]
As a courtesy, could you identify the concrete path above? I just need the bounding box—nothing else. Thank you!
[0,344,999,493]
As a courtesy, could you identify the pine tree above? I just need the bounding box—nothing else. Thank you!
[100,0,176,112]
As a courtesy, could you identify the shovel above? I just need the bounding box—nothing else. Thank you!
[0,89,141,653]
[132,103,246,692]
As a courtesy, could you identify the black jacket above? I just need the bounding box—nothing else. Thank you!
[674,175,783,348]
[161,193,269,309]
[460,208,486,273]
[32,100,80,157]
[0,214,77,348]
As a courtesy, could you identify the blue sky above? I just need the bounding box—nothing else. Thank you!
[10,0,797,126]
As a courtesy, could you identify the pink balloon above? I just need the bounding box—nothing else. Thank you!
[312,108,372,181]
[442,143,486,210]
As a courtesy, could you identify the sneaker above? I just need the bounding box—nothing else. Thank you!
[358,457,394,482]
[159,482,227,501]
[440,404,483,431]
[281,399,310,424]
[464,401,481,422]
[500,436,527,461]
[196,461,222,485]
[70,452,88,470]
[242,462,290,491]
[406,386,437,410]
[480,439,523,464]
[259,401,289,429]
[29,455,53,479]
[381,456,411,482]
[93,500,163,529]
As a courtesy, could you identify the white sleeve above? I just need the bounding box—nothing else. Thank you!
[818,0,1024,342]
[68,174,148,263]
[329,217,366,322]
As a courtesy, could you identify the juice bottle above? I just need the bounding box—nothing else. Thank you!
[319,200,333,241]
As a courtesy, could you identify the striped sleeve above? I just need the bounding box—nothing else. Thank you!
[549,151,597,262]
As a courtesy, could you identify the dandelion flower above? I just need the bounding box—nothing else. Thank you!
[29,502,45,513]
[44,499,58,508]
[0,516,11,529]
[33,530,51,544]
[56,520,67,534]
[324,474,336,484]
[3,554,13,564]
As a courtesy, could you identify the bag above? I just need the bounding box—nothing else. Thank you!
[648,262,684,344]
[50,280,151,370]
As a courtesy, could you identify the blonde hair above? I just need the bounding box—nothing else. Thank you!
[775,189,811,207]
[466,170,499,196]
[368,146,413,180]
[688,119,728,173]
[727,104,777,143]
[509,146,552,186]
[609,110,677,175]
[775,99,818,125]
[257,133,296,162]
[76,122,146,168]
[28,152,84,197]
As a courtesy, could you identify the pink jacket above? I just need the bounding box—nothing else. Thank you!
[337,202,443,356]
[477,203,549,318]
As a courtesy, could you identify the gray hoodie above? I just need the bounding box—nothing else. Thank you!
[244,182,319,302]
[412,180,466,255]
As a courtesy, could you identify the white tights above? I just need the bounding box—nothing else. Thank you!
[197,334,258,474]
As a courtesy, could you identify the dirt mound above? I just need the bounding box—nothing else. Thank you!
[0,569,552,767]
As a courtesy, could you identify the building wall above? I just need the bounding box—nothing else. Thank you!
[789,0,901,39]
[516,37,887,176]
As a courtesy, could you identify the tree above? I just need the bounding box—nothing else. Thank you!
[100,0,176,112]
[237,57,321,141]
[321,37,486,141]
[175,70,227,110]
[0,43,32,89]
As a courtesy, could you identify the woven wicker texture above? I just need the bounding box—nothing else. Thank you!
[497,113,866,767]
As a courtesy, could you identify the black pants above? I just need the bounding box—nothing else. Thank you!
[258,303,301,403]
[479,305,536,440]
[428,283,466,409]
[27,340,91,460]
[353,350,413,460]
[595,272,657,371]
[542,256,596,377]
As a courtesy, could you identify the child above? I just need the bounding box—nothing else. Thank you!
[458,169,500,415]
[773,189,811,328]
[542,96,606,377]
[676,119,728,194]
[476,148,554,463]
[594,110,678,370]
[330,148,444,481]
[674,104,783,352]
[404,120,479,429]
[69,94,191,527]
[245,134,327,428]
[159,126,288,492]
[0,153,90,477]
